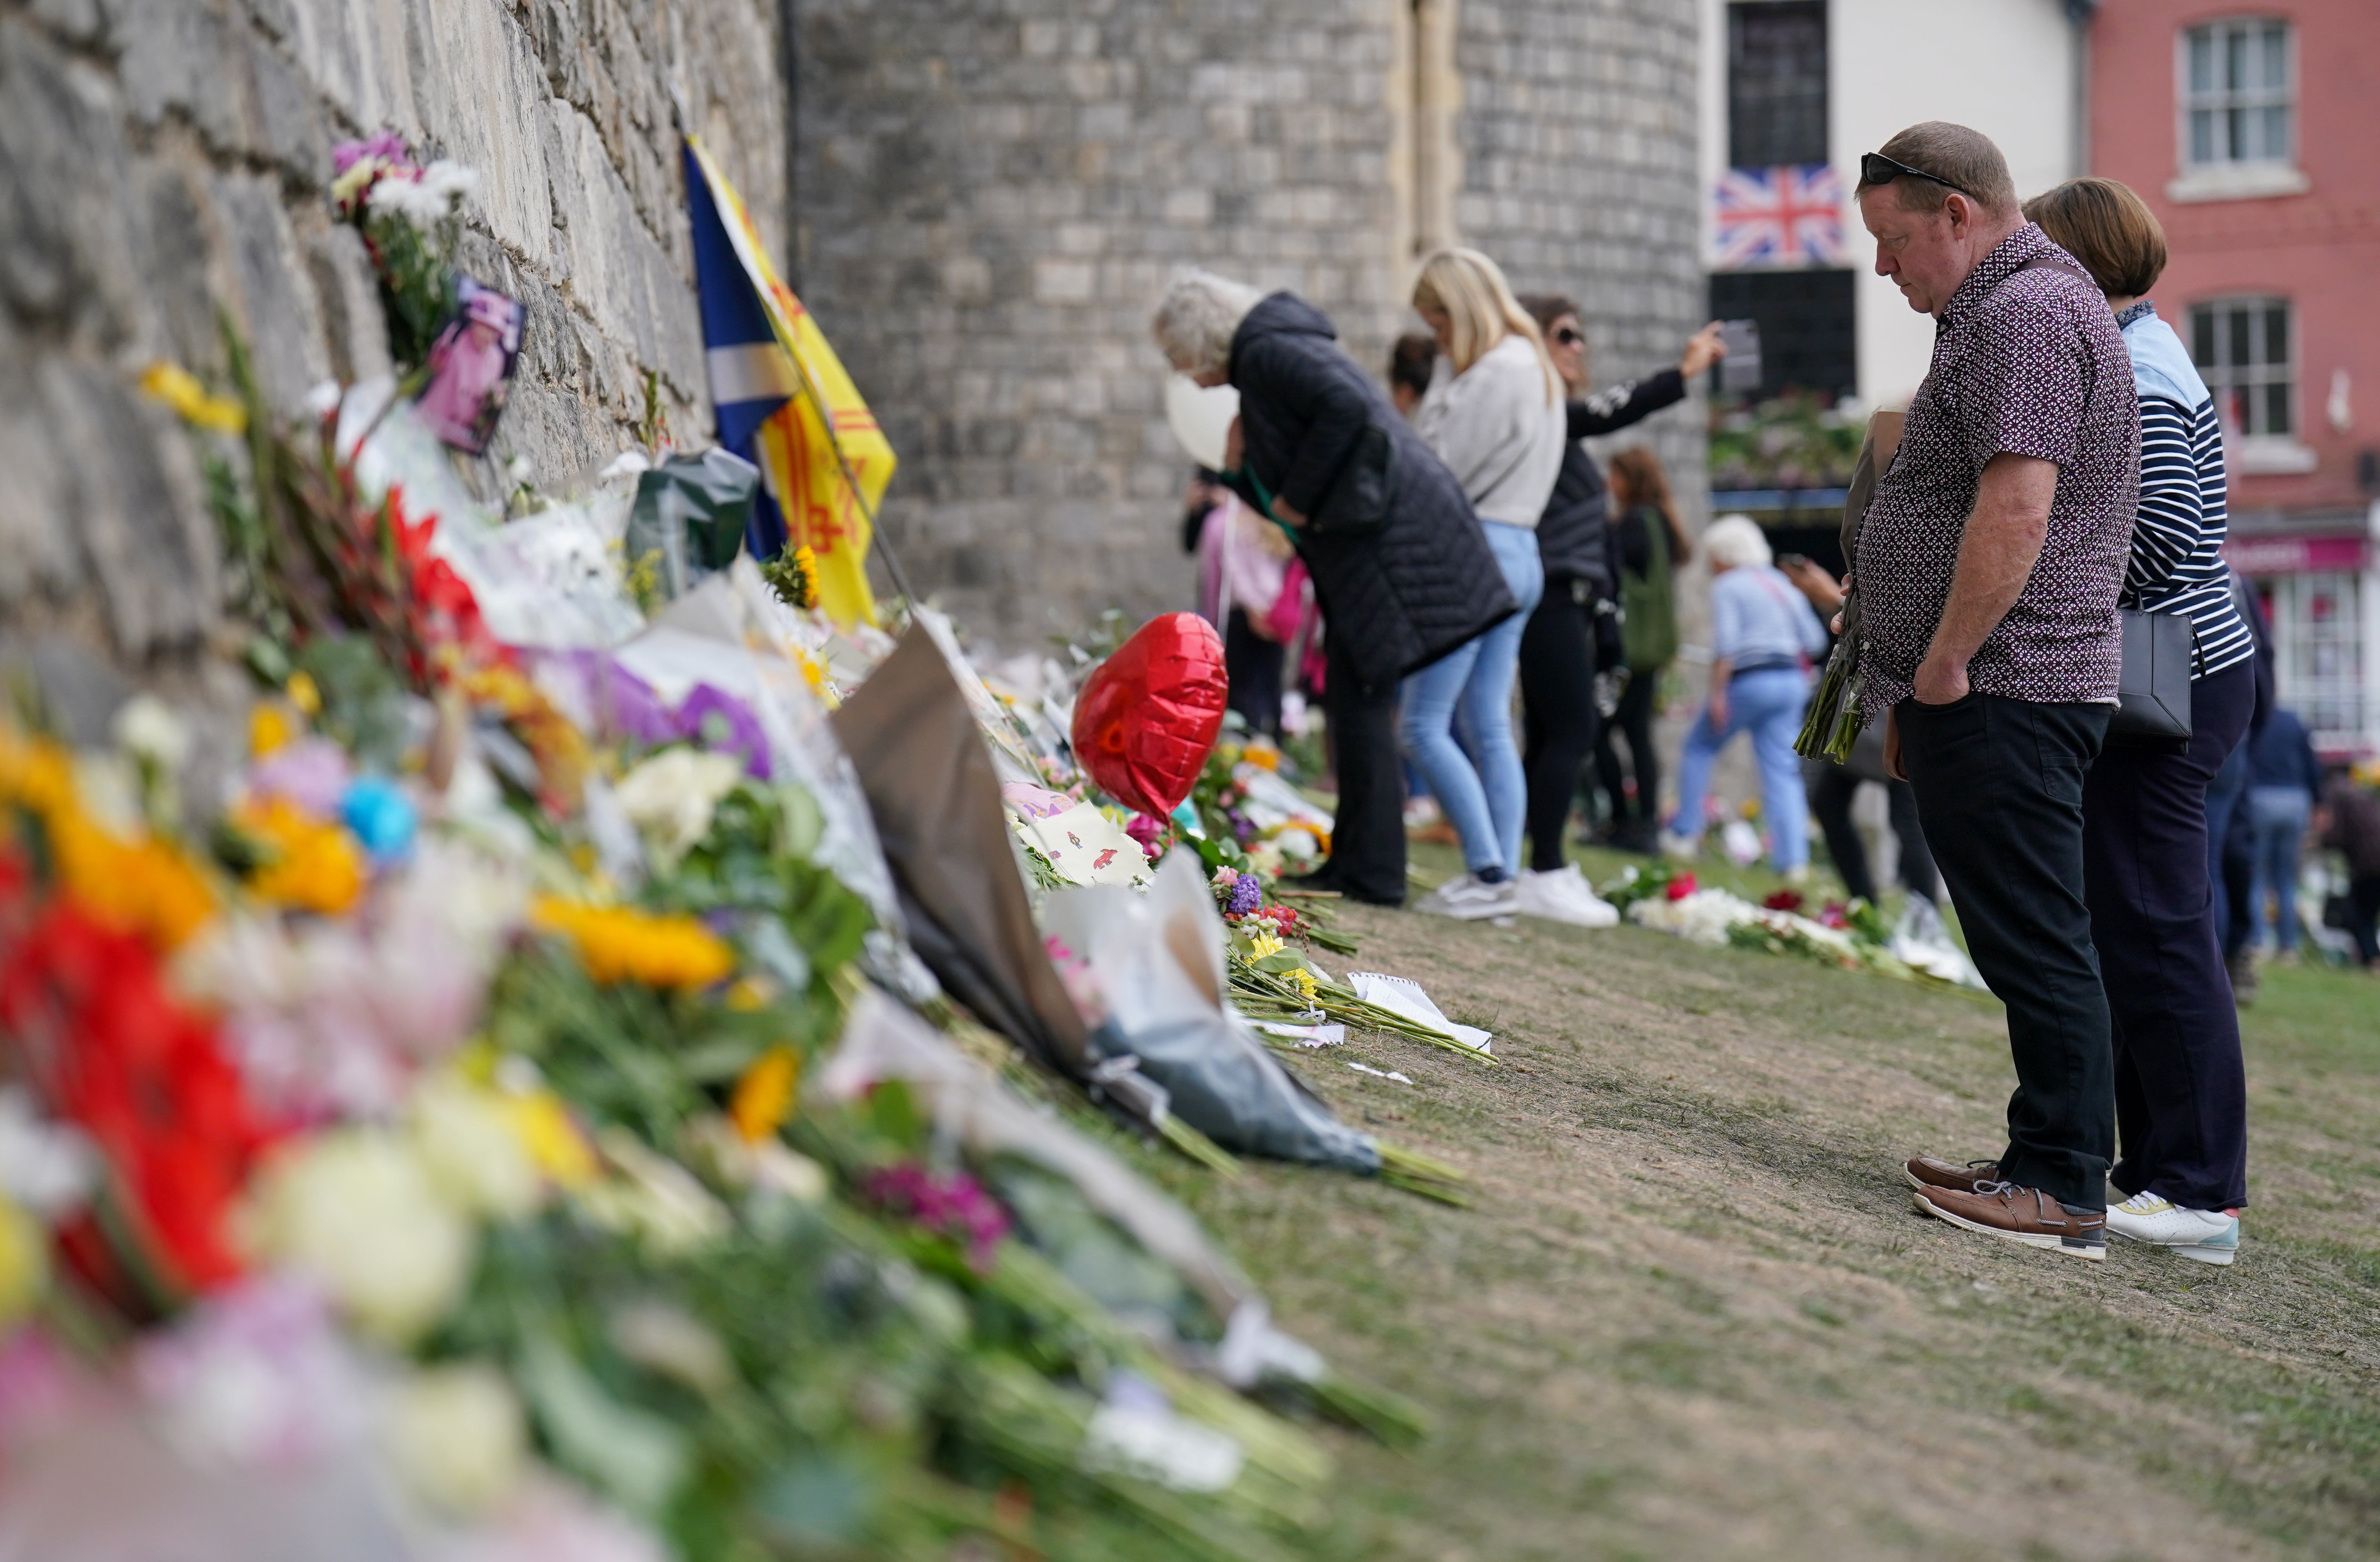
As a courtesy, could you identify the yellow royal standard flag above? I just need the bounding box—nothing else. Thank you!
[684,135,893,629]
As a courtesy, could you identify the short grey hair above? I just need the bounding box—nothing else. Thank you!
[1151,270,1265,378]
[1701,515,1773,570]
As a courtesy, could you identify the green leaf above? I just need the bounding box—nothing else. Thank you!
[519,1334,691,1518]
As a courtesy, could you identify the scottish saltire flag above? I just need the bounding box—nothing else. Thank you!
[1711,163,1847,270]
[683,137,894,628]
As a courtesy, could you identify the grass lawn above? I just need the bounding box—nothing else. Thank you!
[1112,841,2380,1561]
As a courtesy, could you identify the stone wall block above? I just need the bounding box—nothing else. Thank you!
[212,173,332,407]
[0,23,149,346]
[0,370,88,609]
[305,225,393,384]
[40,362,221,657]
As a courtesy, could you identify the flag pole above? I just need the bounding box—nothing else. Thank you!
[774,337,923,611]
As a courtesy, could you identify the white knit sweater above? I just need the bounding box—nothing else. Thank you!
[1413,332,1567,528]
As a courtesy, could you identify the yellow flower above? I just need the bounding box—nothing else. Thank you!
[1290,967,1318,1002]
[237,796,367,915]
[1246,930,1285,960]
[724,975,775,1011]
[1240,741,1281,772]
[0,1193,46,1328]
[249,702,296,758]
[504,1090,598,1188]
[285,671,322,718]
[530,896,735,989]
[139,362,246,434]
[730,1047,800,1144]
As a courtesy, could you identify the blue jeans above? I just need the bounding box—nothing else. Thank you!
[1399,521,1544,876]
[2246,784,2310,951]
[1670,666,1814,870]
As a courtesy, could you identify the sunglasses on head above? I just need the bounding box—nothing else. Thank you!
[1859,151,1971,199]
[1552,326,1585,346]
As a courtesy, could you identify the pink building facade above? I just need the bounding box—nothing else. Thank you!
[2090,0,2380,756]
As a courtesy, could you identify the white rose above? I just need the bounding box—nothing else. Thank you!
[242,1131,474,1345]
[411,1076,543,1222]
[112,693,193,769]
[386,1361,525,1516]
[610,748,746,868]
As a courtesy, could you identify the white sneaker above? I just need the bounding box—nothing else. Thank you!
[1896,897,1950,947]
[1513,865,1620,928]
[2105,1191,2239,1266]
[1658,831,1700,862]
[1412,872,1519,921]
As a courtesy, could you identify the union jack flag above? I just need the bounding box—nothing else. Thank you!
[1711,163,1847,270]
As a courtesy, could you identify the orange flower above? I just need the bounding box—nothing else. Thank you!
[236,797,367,916]
[0,729,216,948]
[730,1047,799,1144]
[529,897,734,990]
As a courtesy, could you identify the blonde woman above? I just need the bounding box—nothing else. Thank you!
[1403,249,1567,919]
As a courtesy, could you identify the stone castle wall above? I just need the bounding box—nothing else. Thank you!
[0,0,785,695]
[790,0,1419,651]
[792,0,1708,652]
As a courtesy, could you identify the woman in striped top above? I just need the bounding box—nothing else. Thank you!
[2024,179,2257,1267]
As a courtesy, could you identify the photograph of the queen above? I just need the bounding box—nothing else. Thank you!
[416,276,523,454]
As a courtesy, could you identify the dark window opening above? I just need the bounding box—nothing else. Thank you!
[1707,269,1855,402]
[1728,2,1829,169]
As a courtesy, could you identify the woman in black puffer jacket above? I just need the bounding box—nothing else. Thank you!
[1152,272,1516,904]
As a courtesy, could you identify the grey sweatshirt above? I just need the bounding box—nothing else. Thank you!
[1413,332,1567,528]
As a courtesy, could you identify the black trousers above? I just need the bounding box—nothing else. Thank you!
[1224,608,1284,738]
[1594,660,1663,832]
[1808,765,1939,906]
[1518,584,1597,873]
[1897,693,2113,1212]
[2084,661,2255,1211]
[1320,637,1406,905]
[2345,874,2380,968]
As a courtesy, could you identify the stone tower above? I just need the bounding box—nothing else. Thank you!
[790,0,1708,651]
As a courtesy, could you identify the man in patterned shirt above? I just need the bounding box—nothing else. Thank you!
[1852,123,2139,1261]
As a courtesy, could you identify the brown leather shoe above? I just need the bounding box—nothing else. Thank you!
[1913,1181,2106,1261]
[1902,1156,2002,1195]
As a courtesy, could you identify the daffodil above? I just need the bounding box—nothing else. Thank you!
[139,362,246,434]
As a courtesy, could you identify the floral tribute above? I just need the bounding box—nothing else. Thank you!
[3,288,1418,1559]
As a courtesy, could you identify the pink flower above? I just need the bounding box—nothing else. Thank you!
[249,738,354,818]
[134,1274,374,1469]
[862,1162,1010,1270]
[332,130,413,177]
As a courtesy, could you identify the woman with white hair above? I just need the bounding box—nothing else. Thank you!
[1665,514,1828,881]
[1399,248,1568,920]
[1150,270,1515,905]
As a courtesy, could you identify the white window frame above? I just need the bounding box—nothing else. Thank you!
[2190,295,2306,465]
[2169,18,2309,202]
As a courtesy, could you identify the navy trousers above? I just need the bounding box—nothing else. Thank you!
[2082,661,2256,1211]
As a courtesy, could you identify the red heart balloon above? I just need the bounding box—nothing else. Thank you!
[1070,613,1229,816]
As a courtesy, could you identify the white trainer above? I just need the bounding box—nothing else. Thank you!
[1412,872,1519,921]
[1513,864,1620,928]
[2105,1191,2239,1266]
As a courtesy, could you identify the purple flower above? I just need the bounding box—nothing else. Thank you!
[1226,875,1263,917]
[681,684,772,780]
[862,1162,1011,1270]
[250,737,353,817]
[331,129,412,177]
